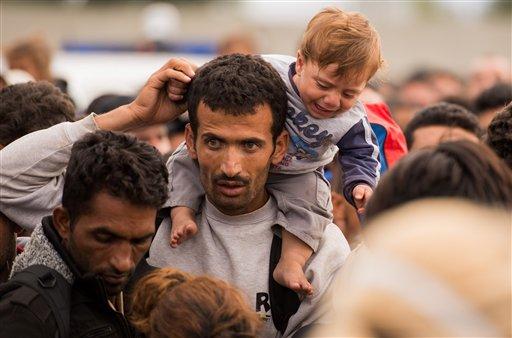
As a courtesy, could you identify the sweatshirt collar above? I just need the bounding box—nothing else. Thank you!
[204,196,277,226]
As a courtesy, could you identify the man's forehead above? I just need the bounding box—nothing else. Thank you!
[196,101,274,134]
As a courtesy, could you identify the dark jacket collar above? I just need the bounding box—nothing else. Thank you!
[41,216,112,302]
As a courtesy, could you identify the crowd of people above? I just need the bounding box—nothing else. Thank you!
[0,6,511,338]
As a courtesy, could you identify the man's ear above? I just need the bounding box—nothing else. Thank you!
[272,130,289,165]
[184,123,198,159]
[52,206,71,241]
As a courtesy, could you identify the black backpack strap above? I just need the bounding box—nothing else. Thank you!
[268,234,301,334]
[1,265,71,338]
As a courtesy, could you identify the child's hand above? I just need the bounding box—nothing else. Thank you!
[352,184,373,214]
[167,58,198,102]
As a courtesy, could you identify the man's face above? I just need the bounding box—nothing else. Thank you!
[293,53,366,119]
[130,124,172,155]
[410,125,480,151]
[186,102,287,215]
[54,192,156,296]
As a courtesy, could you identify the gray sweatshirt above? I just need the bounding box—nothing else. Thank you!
[149,197,351,337]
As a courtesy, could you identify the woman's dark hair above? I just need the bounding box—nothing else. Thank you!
[187,54,287,142]
[62,130,168,225]
[486,103,512,169]
[366,140,512,221]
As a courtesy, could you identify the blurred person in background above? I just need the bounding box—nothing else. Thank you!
[390,70,443,129]
[313,140,512,337]
[0,81,75,149]
[0,81,75,282]
[486,103,512,169]
[466,54,511,100]
[390,69,465,130]
[217,31,258,56]
[314,198,511,337]
[0,69,35,90]
[427,69,464,99]
[404,102,482,151]
[5,35,69,94]
[473,82,512,128]
[365,140,512,221]
[166,118,187,155]
[85,93,173,156]
[130,268,261,338]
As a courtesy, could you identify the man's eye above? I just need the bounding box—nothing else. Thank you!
[244,141,259,151]
[95,234,112,243]
[206,138,221,149]
[133,237,151,246]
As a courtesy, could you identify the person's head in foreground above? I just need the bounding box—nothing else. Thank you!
[293,7,383,119]
[404,102,482,151]
[314,198,511,337]
[474,82,512,128]
[365,140,512,222]
[486,103,512,169]
[186,54,288,215]
[0,81,75,149]
[130,268,261,338]
[54,131,168,295]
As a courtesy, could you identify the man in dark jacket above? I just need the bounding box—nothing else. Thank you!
[0,58,195,337]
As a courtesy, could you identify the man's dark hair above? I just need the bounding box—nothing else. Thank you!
[404,102,482,148]
[62,131,169,225]
[486,103,512,169]
[366,141,512,221]
[187,54,288,142]
[474,83,512,115]
[85,94,134,115]
[0,81,75,146]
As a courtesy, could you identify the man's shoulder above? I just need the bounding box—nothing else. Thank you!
[0,277,59,337]
[309,223,351,271]
[0,265,71,335]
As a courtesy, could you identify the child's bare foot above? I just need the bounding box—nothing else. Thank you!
[273,258,313,296]
[170,206,198,248]
[170,222,198,248]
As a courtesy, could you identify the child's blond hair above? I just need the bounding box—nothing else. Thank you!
[299,7,383,81]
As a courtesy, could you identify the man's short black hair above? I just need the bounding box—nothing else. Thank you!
[85,94,134,115]
[187,54,287,142]
[0,81,75,146]
[474,83,512,115]
[404,102,482,148]
[366,141,512,221]
[486,103,512,169]
[62,131,169,225]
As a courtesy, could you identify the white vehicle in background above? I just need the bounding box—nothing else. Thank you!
[52,52,212,113]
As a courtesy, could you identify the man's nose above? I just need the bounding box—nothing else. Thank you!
[220,147,242,177]
[110,242,134,274]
